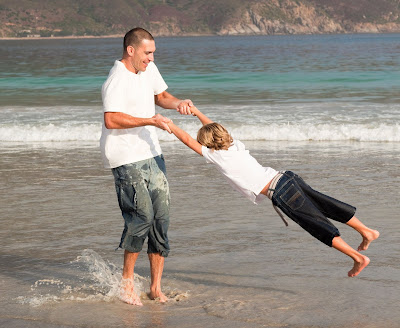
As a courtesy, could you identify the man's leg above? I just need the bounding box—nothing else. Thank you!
[332,236,370,277]
[120,250,143,306]
[147,155,170,303]
[148,253,168,302]
[113,160,156,306]
[345,216,380,251]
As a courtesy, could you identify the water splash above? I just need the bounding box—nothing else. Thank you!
[73,249,145,300]
[16,249,146,307]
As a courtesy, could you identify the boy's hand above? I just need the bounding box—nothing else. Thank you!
[152,114,172,133]
[188,105,199,116]
[176,99,194,115]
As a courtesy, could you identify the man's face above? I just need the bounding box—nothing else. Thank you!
[130,39,156,73]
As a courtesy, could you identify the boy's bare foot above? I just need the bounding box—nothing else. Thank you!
[149,289,169,303]
[348,254,370,277]
[120,279,143,306]
[358,229,380,251]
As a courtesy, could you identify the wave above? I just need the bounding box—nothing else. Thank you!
[227,122,400,142]
[0,123,100,142]
[1,121,399,143]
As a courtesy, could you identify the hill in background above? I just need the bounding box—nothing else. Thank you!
[1,0,400,38]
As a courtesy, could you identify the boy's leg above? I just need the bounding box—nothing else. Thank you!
[345,216,380,251]
[120,250,143,306]
[294,175,380,251]
[331,236,370,277]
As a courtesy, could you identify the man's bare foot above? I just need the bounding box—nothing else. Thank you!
[348,254,370,277]
[358,229,380,251]
[149,289,169,303]
[120,279,143,306]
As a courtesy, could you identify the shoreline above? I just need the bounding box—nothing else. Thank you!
[1,31,400,41]
[0,34,124,41]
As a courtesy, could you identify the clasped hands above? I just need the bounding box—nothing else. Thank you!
[153,99,194,133]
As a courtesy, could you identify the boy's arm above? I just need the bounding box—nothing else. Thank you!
[168,122,203,155]
[190,106,213,126]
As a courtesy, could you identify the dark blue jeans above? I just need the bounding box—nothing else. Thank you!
[271,171,356,247]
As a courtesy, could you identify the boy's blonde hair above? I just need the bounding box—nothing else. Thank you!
[197,123,233,150]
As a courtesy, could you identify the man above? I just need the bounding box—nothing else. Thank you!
[100,27,193,306]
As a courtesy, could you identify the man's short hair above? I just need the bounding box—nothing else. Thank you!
[123,27,154,52]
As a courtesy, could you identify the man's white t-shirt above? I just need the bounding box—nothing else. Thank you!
[100,60,168,169]
[201,139,278,204]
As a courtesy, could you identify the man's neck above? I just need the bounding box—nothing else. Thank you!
[121,58,138,74]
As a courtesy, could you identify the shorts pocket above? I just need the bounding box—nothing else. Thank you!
[115,180,137,213]
[280,183,305,211]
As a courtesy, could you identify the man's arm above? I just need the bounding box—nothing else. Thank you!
[168,122,203,155]
[104,112,172,133]
[155,91,193,115]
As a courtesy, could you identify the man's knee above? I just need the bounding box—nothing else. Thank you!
[120,234,146,253]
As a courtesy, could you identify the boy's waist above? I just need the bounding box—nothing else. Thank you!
[266,171,286,200]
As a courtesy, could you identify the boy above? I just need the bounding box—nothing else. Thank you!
[167,107,379,277]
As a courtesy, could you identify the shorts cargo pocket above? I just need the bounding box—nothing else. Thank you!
[280,183,305,211]
[115,179,137,213]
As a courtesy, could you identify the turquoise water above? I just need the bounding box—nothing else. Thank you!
[159,34,400,104]
[1,34,400,106]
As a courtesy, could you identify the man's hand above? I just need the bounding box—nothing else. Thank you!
[176,99,194,115]
[152,114,172,133]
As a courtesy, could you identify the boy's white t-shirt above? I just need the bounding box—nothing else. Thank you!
[201,139,278,204]
[100,60,168,169]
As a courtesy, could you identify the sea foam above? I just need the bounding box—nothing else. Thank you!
[1,121,398,144]
[2,103,399,145]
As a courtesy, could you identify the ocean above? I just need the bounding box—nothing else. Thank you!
[0,33,399,328]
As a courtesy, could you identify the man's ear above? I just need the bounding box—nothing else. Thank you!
[126,45,135,56]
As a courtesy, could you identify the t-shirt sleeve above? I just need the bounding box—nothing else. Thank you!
[150,62,168,95]
[102,73,127,113]
[201,146,214,164]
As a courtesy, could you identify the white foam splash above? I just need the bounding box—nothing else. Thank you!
[16,249,146,307]
[73,249,145,300]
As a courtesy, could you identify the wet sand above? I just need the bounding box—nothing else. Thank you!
[0,140,399,327]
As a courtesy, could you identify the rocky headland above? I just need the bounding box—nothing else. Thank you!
[1,0,399,38]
